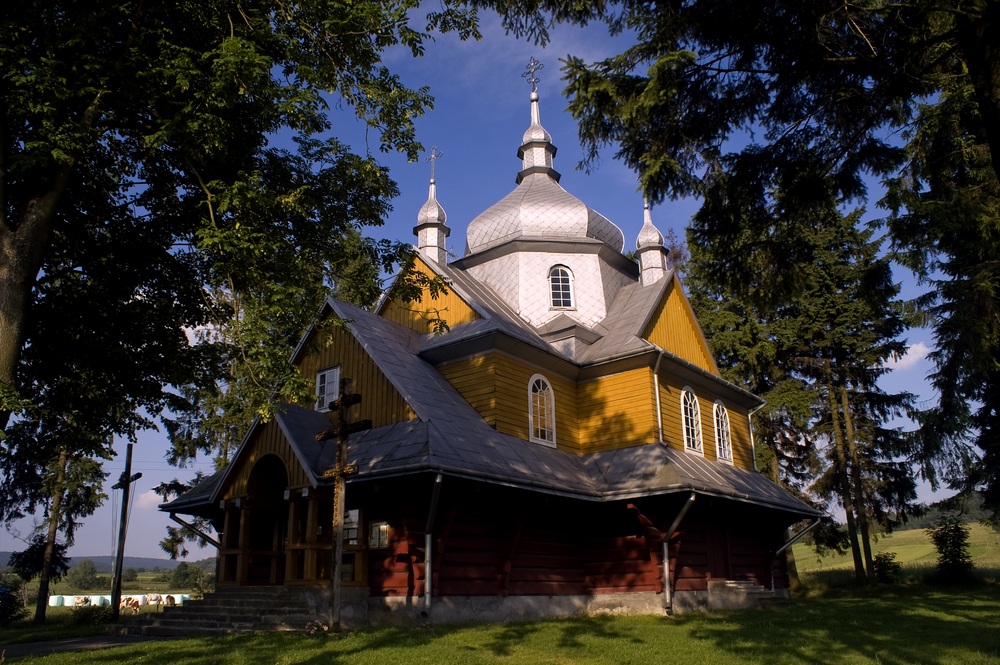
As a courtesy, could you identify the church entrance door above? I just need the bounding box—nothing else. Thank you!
[245,455,289,585]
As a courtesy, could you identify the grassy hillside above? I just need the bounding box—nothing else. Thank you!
[791,521,1000,591]
[0,553,188,573]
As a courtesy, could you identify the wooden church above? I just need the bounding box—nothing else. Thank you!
[163,67,818,626]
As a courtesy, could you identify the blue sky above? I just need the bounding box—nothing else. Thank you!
[1,14,939,560]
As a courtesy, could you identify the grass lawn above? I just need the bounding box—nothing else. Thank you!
[792,523,1000,590]
[3,586,1000,665]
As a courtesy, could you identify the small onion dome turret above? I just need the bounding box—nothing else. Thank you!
[465,90,625,255]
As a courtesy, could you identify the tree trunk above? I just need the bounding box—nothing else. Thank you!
[825,373,866,584]
[841,383,875,583]
[33,448,68,623]
[0,192,69,432]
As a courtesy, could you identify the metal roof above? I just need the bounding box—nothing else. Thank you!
[162,302,817,519]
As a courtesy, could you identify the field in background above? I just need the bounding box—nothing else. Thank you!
[792,522,1000,589]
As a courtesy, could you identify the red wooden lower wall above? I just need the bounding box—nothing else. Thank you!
[350,476,794,598]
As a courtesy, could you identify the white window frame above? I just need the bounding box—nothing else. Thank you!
[316,366,341,412]
[681,387,703,455]
[548,265,574,309]
[714,401,733,464]
[528,374,556,447]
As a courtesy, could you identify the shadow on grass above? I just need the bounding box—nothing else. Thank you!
[680,585,1000,665]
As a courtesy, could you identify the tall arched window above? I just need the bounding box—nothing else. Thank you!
[548,265,574,309]
[529,374,556,446]
[714,401,733,463]
[681,388,703,454]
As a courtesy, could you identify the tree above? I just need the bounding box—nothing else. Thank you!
[479,0,1000,515]
[884,79,1000,510]
[65,559,101,591]
[169,562,202,590]
[7,534,70,585]
[1,0,478,617]
[687,202,918,584]
[927,514,974,583]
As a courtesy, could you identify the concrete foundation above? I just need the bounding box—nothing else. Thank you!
[296,584,784,629]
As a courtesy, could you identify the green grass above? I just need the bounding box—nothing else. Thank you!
[3,587,1000,664]
[0,607,107,645]
[5,526,1000,663]
[794,523,1000,572]
[792,522,1000,590]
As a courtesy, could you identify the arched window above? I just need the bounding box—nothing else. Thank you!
[548,265,574,309]
[681,388,703,454]
[529,374,556,446]
[714,401,733,463]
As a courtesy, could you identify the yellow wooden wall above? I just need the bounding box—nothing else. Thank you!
[296,323,416,428]
[437,352,579,450]
[577,369,658,454]
[656,376,754,470]
[439,353,663,453]
[222,420,312,499]
[644,276,718,375]
[378,257,480,334]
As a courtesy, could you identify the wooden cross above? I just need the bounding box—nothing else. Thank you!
[315,377,371,631]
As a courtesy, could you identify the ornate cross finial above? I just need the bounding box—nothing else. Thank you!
[522,57,544,93]
[426,145,444,180]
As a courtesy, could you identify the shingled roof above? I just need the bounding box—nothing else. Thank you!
[163,299,817,519]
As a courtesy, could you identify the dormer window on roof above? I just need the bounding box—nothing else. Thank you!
[316,366,341,412]
[549,265,574,309]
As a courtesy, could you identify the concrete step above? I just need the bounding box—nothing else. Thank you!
[114,586,326,637]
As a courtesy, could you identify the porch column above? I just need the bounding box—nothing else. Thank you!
[304,496,320,581]
[286,497,300,582]
[237,505,251,584]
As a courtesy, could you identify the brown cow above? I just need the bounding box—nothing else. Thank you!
[120,597,140,614]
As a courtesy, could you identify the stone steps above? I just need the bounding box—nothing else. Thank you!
[706,579,788,610]
[115,586,327,637]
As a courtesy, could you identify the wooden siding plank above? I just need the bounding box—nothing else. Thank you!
[378,257,480,334]
[643,276,718,374]
[295,322,416,429]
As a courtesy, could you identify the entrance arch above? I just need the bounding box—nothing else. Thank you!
[245,455,289,584]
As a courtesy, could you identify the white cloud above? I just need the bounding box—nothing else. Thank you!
[884,341,931,370]
[135,490,164,511]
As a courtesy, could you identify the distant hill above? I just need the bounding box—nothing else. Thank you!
[0,552,202,573]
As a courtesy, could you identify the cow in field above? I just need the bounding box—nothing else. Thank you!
[74,596,90,607]
[164,595,176,606]
[147,593,162,605]
[120,597,140,614]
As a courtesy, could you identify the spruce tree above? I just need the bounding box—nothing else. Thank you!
[687,202,918,584]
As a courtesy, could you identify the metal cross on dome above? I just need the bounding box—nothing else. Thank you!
[522,57,543,92]
[426,145,443,180]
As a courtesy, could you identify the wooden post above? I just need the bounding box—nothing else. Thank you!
[316,378,371,632]
[110,443,142,620]
[331,404,347,631]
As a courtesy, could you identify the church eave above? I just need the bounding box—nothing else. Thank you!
[451,237,638,278]
[420,327,580,380]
